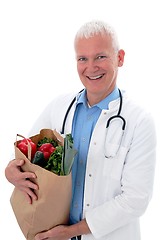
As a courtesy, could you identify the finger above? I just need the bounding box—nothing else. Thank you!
[15,159,25,167]
[35,231,50,240]
[19,179,38,198]
[13,173,38,189]
[8,159,25,168]
[21,191,32,204]
[21,171,37,182]
[25,186,38,200]
[21,173,39,191]
[25,178,39,190]
[19,186,38,203]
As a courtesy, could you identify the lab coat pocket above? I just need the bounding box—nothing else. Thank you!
[103,144,129,180]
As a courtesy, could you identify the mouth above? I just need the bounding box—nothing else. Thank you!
[87,74,104,80]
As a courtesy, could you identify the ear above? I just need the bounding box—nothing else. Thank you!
[118,49,125,67]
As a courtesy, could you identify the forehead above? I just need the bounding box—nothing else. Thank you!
[75,34,114,55]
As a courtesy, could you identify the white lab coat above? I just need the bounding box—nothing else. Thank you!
[29,91,156,240]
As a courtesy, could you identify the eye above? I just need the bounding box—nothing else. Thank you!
[77,57,87,62]
[96,55,106,60]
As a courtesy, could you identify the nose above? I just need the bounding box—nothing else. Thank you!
[86,60,100,72]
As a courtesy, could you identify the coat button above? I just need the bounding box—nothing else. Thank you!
[87,203,90,207]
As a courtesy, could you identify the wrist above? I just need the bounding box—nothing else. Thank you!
[68,219,91,238]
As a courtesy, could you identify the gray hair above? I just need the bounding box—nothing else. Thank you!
[74,20,120,52]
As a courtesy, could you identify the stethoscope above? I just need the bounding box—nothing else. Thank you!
[61,89,126,158]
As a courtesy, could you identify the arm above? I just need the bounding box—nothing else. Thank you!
[86,113,157,238]
[35,219,91,240]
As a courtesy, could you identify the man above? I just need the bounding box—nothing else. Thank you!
[5,20,156,240]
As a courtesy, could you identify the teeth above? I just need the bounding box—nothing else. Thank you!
[89,74,103,80]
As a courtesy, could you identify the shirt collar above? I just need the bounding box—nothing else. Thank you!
[76,87,120,110]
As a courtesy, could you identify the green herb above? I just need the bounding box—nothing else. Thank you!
[45,146,64,175]
[37,137,58,148]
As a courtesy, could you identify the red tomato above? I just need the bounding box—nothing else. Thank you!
[38,143,56,160]
[17,138,37,159]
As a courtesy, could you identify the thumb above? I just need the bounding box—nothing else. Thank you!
[16,159,25,167]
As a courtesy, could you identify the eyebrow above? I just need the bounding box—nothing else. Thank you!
[76,52,106,58]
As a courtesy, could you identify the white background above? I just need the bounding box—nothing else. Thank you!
[0,0,159,239]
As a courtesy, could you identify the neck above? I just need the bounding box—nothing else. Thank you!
[86,89,115,106]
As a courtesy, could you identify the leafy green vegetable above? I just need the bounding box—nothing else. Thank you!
[45,146,64,175]
[37,137,58,148]
[44,134,77,176]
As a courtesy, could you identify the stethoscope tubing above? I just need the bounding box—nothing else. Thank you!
[106,89,126,130]
[61,88,126,134]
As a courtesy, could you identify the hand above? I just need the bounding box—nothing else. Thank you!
[35,225,70,240]
[34,219,91,240]
[5,159,38,204]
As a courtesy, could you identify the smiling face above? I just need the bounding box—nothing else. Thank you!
[75,33,125,105]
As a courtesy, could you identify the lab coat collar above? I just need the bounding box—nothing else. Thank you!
[75,87,120,110]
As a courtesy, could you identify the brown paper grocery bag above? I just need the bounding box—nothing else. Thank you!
[10,129,72,240]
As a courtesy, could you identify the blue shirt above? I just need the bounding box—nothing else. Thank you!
[69,87,119,225]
